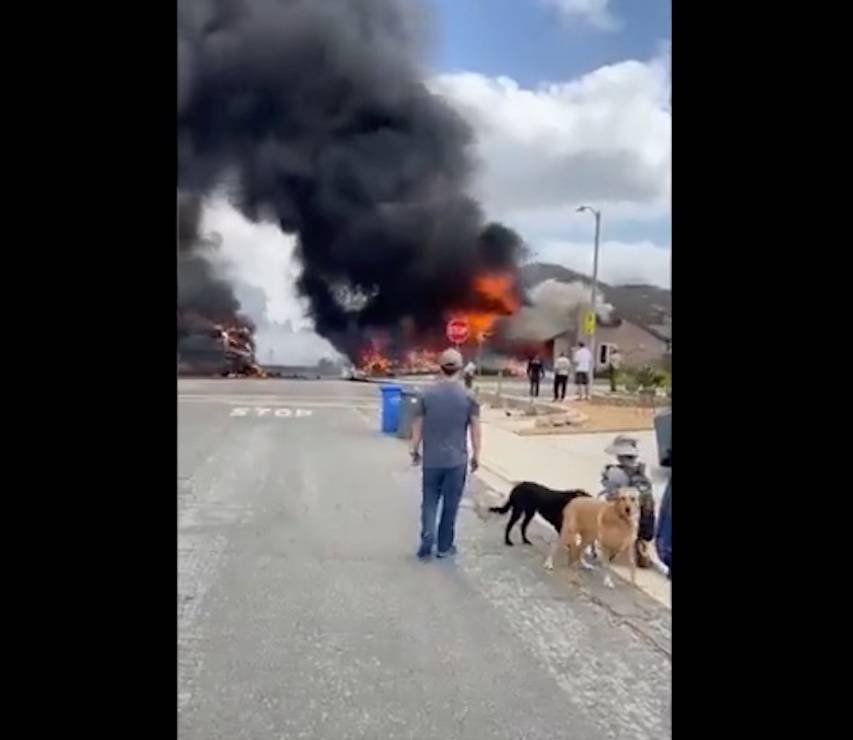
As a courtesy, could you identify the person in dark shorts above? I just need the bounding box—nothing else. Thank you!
[410,348,482,560]
[527,355,544,397]
[572,342,593,401]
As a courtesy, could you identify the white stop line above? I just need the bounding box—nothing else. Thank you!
[229,407,313,418]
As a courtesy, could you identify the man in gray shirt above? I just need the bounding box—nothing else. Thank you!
[410,348,482,560]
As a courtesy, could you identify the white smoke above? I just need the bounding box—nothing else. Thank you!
[253,323,343,366]
[198,196,345,366]
[530,279,614,321]
[503,278,614,342]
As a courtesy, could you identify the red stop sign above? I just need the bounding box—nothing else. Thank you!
[446,318,469,344]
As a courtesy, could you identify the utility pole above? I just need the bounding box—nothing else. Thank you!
[577,205,602,386]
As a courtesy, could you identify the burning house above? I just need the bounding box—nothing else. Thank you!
[346,271,628,378]
[351,271,523,376]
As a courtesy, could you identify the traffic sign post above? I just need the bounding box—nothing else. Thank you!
[446,318,469,345]
[476,329,491,378]
[582,310,596,336]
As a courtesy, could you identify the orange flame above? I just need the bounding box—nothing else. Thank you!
[359,343,442,376]
[355,272,520,374]
[451,272,520,344]
[359,341,393,375]
[404,349,441,373]
[473,274,519,312]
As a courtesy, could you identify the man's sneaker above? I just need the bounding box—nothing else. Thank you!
[416,546,432,560]
[436,546,457,559]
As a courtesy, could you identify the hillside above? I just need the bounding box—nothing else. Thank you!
[519,262,671,339]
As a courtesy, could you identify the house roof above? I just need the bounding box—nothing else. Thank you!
[500,307,623,344]
[645,323,672,342]
[500,307,573,343]
[520,263,671,342]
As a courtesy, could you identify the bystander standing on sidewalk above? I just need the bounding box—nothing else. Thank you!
[572,342,593,401]
[527,355,544,398]
[607,348,622,393]
[553,352,571,401]
[463,360,476,389]
[410,348,482,560]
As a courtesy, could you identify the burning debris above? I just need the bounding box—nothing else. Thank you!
[177,311,266,377]
[358,343,443,377]
[359,340,393,377]
[177,192,264,377]
[351,268,524,376]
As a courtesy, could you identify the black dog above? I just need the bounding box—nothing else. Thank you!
[489,482,590,546]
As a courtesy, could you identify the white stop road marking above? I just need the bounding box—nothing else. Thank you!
[229,407,313,418]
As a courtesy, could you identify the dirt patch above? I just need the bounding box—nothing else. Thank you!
[478,388,664,434]
[591,392,669,409]
[525,401,655,434]
[483,400,655,435]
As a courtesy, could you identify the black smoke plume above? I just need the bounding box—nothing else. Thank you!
[177,193,253,329]
[178,0,523,360]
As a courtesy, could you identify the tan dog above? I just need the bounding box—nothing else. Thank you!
[543,487,640,589]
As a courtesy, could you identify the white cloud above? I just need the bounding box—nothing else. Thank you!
[537,238,671,288]
[431,51,670,223]
[541,0,621,32]
[430,49,670,286]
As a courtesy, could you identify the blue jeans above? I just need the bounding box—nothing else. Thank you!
[419,465,467,555]
[656,477,672,575]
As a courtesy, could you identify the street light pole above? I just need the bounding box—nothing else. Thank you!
[577,206,602,389]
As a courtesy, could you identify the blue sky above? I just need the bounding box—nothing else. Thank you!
[427,0,671,86]
[423,0,672,286]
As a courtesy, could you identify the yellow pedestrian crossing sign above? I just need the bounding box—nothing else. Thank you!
[583,310,596,335]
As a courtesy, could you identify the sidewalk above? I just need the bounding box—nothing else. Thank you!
[383,376,612,396]
[474,409,671,608]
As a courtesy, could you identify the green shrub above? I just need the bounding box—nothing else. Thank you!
[633,366,659,390]
[620,365,670,395]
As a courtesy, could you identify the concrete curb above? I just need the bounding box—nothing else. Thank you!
[477,391,565,416]
[478,457,518,487]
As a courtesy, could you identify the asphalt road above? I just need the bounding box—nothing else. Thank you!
[179,379,671,740]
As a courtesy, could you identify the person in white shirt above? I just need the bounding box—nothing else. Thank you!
[572,342,593,400]
[463,361,476,389]
[553,352,571,401]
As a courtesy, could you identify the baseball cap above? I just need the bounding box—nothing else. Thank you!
[439,347,463,370]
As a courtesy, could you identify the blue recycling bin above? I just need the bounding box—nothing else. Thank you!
[379,384,402,434]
